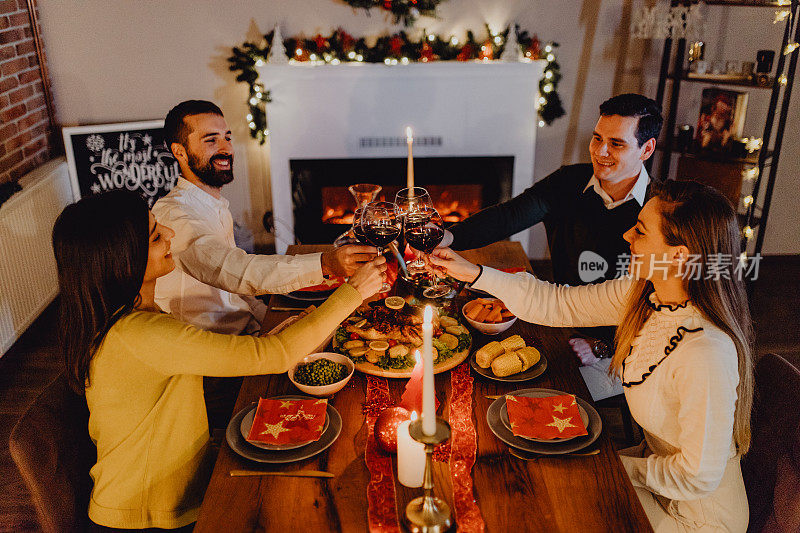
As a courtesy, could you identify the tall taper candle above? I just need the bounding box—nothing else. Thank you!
[406,126,414,190]
[422,305,435,435]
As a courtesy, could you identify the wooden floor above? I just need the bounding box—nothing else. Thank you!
[1,256,798,532]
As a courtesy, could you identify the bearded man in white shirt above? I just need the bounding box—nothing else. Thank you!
[153,100,377,335]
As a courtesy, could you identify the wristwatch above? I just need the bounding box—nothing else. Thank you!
[591,340,611,359]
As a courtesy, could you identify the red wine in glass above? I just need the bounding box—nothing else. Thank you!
[352,225,369,244]
[364,225,401,247]
[361,201,401,292]
[405,222,444,254]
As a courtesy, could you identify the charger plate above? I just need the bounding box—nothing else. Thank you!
[486,388,602,455]
[226,395,342,463]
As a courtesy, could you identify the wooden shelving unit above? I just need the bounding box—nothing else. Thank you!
[649,0,800,262]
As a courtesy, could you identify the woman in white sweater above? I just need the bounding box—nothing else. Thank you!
[430,180,753,532]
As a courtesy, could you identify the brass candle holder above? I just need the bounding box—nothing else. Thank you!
[403,417,452,533]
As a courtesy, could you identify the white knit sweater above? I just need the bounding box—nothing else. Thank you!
[472,267,740,501]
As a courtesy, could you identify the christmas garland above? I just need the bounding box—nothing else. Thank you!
[343,0,445,27]
[229,25,565,144]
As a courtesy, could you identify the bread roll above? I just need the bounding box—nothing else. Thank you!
[476,341,504,368]
[514,346,541,370]
[491,352,524,377]
[500,334,525,353]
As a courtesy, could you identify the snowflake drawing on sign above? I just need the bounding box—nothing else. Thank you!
[85,134,105,152]
[90,183,102,194]
[142,134,152,146]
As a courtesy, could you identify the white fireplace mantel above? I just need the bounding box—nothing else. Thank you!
[258,60,546,256]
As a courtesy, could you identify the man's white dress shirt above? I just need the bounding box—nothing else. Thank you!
[579,164,649,400]
[153,177,325,334]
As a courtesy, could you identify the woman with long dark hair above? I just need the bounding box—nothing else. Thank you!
[52,190,385,530]
[431,180,753,532]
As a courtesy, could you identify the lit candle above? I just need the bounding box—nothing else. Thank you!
[406,126,414,190]
[399,351,423,413]
[397,412,425,487]
[422,305,435,435]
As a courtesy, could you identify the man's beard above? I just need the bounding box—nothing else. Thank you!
[187,151,234,188]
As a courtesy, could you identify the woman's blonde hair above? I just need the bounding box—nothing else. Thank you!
[611,180,754,454]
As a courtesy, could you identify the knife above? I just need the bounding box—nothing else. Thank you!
[230,469,334,478]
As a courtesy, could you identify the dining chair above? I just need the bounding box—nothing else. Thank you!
[741,352,800,533]
[9,372,96,533]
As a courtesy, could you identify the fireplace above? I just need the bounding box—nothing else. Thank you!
[291,156,513,244]
[258,60,546,256]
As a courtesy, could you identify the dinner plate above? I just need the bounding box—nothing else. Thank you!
[469,352,547,383]
[486,388,602,455]
[499,391,589,443]
[226,395,342,463]
[239,405,330,451]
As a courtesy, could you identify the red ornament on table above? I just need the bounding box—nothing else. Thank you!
[374,406,410,453]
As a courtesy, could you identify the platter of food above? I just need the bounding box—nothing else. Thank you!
[331,296,472,378]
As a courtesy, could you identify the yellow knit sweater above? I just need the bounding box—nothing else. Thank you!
[85,283,362,529]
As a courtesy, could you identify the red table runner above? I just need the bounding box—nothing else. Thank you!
[363,363,485,532]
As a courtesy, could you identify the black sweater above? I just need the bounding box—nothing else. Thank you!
[450,163,645,287]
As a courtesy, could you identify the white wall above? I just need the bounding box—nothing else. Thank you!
[37,0,799,254]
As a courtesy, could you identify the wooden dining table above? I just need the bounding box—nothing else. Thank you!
[195,242,652,532]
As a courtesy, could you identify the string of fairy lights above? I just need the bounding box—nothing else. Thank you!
[228,25,565,145]
[739,3,800,256]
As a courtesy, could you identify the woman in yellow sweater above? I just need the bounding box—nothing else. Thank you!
[52,190,386,531]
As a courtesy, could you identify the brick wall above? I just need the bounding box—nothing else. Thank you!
[0,0,53,185]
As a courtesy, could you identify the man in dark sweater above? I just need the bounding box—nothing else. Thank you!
[442,93,662,399]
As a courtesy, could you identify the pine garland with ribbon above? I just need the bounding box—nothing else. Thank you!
[228,25,565,144]
[343,0,446,27]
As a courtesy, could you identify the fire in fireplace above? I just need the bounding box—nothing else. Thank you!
[321,184,483,226]
[291,156,513,244]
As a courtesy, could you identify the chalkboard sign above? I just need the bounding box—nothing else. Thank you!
[62,120,180,207]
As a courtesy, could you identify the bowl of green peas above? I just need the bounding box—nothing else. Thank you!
[288,352,355,396]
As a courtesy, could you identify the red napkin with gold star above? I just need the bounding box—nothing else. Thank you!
[506,394,588,440]
[246,398,328,445]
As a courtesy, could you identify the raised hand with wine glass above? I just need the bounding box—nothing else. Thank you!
[402,206,449,298]
[395,187,433,272]
[361,201,402,293]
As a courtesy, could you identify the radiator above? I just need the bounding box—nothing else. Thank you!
[0,158,72,356]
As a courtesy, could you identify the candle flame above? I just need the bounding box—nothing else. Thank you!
[410,411,418,421]
[406,126,413,142]
[423,305,433,324]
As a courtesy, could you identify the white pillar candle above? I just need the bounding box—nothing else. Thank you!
[422,305,435,435]
[397,413,425,487]
[406,126,414,190]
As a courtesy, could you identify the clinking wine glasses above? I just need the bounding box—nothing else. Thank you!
[361,201,401,293]
[395,187,433,273]
[403,206,449,298]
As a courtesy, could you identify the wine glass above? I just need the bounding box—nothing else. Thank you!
[403,206,448,298]
[334,207,367,248]
[361,201,401,293]
[395,187,433,272]
[333,184,381,248]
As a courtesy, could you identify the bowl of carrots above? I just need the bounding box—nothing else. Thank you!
[461,298,517,335]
